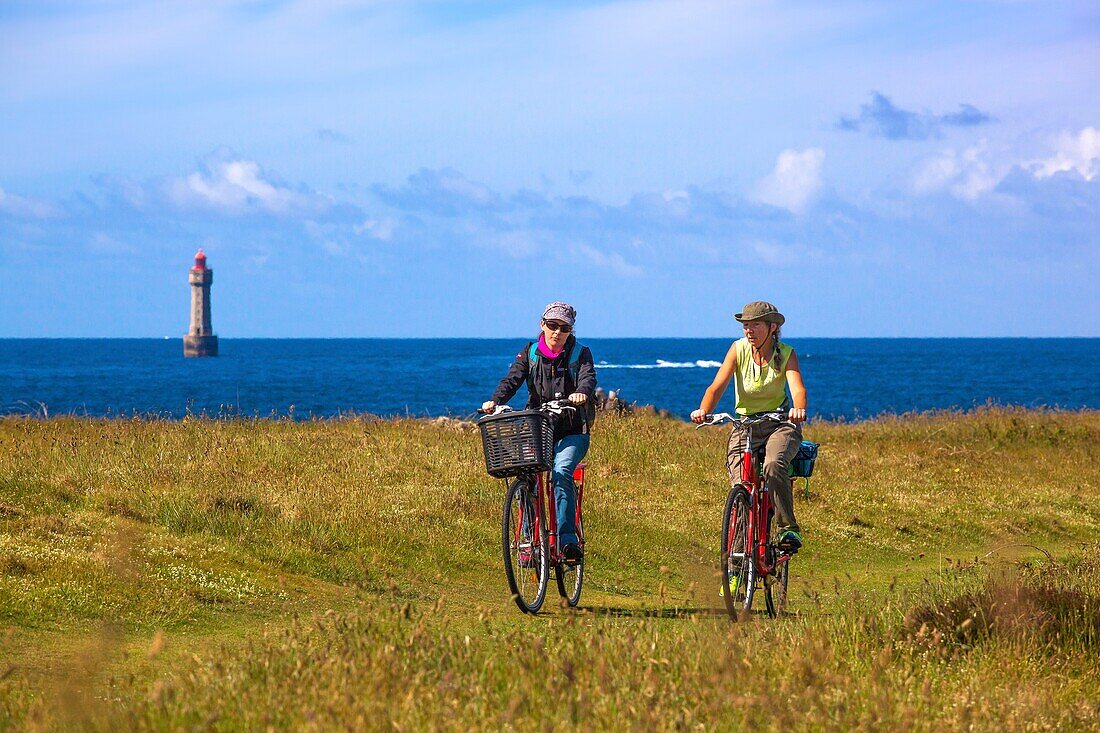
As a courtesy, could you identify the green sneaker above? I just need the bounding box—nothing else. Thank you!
[777,529,803,552]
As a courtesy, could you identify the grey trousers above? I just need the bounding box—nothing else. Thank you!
[726,419,803,533]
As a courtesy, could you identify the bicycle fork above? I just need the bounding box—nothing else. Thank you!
[543,472,560,562]
[513,478,545,563]
[516,473,561,562]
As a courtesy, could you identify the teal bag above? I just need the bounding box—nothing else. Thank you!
[788,440,819,478]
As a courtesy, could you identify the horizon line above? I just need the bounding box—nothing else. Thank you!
[2,335,1099,341]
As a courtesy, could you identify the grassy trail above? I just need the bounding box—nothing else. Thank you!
[1,408,1098,730]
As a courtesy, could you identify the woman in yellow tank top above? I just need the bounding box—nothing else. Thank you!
[690,301,809,550]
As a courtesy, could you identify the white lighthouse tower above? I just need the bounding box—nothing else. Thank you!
[183,249,219,357]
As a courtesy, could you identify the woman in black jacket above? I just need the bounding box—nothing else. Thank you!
[481,302,596,562]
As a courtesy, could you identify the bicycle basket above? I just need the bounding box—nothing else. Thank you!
[788,440,819,478]
[478,410,556,478]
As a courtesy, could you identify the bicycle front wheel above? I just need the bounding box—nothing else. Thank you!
[721,486,754,620]
[503,478,549,613]
[555,554,584,607]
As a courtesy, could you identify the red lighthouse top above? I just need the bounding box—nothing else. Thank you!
[192,249,207,271]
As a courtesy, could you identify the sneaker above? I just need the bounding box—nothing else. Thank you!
[562,543,583,564]
[776,529,803,552]
[518,543,536,568]
[719,573,740,598]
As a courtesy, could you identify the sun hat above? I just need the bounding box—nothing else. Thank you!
[734,301,785,325]
[542,301,576,326]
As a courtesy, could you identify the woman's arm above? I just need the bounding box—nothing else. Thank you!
[690,342,738,423]
[483,347,530,411]
[785,350,808,423]
[569,346,596,404]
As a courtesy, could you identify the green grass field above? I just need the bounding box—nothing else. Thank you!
[1,408,1098,730]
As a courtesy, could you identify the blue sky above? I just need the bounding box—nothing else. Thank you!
[1,0,1097,337]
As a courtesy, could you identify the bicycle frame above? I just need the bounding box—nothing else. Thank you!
[513,464,586,565]
[732,423,793,581]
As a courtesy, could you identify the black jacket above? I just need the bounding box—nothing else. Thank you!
[490,334,597,438]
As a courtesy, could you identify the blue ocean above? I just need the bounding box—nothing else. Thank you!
[1,338,1097,421]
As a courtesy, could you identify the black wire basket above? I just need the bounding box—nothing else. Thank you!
[478,410,556,478]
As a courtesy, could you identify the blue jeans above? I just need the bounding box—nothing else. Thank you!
[553,434,589,546]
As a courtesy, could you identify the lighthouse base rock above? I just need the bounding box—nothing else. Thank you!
[184,334,219,357]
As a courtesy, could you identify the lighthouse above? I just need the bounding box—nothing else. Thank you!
[183,249,219,357]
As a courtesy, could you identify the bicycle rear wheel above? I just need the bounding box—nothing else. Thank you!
[555,499,584,607]
[721,486,754,620]
[503,477,549,613]
[764,510,790,618]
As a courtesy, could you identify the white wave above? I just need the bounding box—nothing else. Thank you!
[597,359,723,369]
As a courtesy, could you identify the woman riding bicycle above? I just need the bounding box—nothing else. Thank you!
[482,301,596,563]
[690,301,808,551]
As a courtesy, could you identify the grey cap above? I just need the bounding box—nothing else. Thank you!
[542,301,576,326]
[735,301,785,325]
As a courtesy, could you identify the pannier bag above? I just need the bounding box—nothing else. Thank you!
[788,440,819,478]
[479,410,557,478]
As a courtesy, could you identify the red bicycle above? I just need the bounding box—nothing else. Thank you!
[700,410,794,620]
[478,401,586,614]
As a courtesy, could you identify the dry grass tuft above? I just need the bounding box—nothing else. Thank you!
[907,577,1097,650]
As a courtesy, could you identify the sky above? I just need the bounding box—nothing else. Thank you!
[1,0,1097,338]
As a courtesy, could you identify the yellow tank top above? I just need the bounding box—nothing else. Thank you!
[733,338,793,415]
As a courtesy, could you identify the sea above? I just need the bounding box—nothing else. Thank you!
[1,338,1097,422]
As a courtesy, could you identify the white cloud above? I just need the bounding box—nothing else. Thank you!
[755,148,825,214]
[355,218,396,241]
[656,190,693,219]
[484,230,540,259]
[912,140,1004,200]
[572,242,643,278]
[749,239,798,267]
[167,157,330,216]
[373,168,503,215]
[1031,127,1100,181]
[435,169,494,205]
[0,186,56,218]
[913,127,1100,201]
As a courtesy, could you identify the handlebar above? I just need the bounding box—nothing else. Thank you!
[695,409,792,429]
[538,399,578,416]
[481,400,578,417]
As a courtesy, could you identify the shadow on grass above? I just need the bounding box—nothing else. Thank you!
[580,605,727,619]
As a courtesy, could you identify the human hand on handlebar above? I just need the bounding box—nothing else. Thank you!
[567,392,587,405]
[480,400,496,414]
[788,407,807,423]
[690,408,708,424]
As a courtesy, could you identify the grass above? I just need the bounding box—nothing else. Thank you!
[0,407,1098,730]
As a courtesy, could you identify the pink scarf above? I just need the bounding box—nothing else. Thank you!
[536,334,563,359]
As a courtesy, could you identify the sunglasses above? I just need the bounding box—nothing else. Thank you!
[543,321,573,333]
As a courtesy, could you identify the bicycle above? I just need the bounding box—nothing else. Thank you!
[478,400,587,614]
[699,410,796,620]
